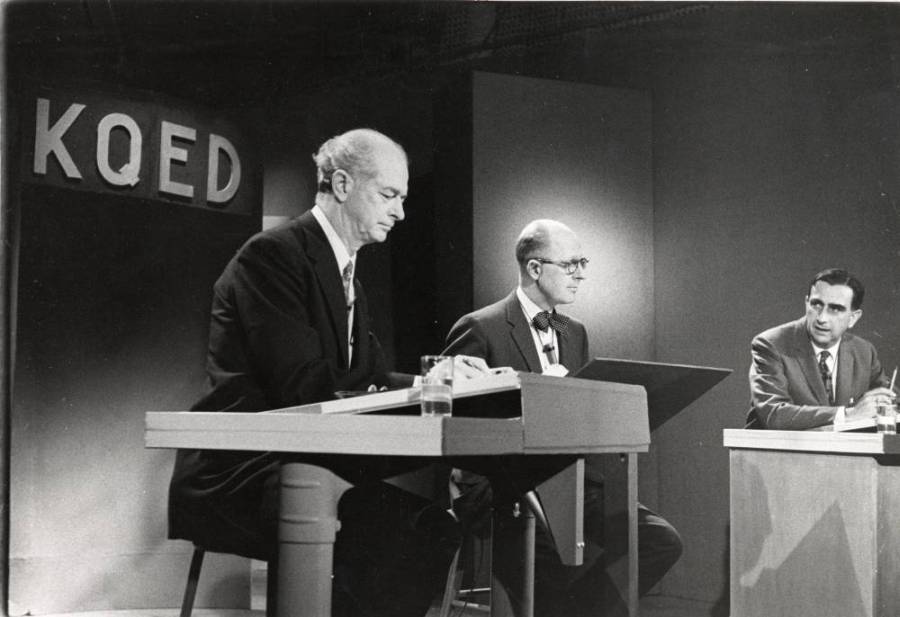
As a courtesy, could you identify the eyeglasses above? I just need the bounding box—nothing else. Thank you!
[530,257,590,275]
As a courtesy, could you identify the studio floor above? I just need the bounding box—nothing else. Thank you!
[38,596,718,617]
[428,594,716,617]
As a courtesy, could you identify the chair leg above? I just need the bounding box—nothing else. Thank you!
[266,557,278,617]
[438,547,462,617]
[180,547,205,617]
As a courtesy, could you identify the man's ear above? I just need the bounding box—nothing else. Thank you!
[526,259,542,281]
[849,309,862,328]
[331,169,353,202]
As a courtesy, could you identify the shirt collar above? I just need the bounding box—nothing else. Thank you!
[517,286,550,324]
[811,339,841,361]
[311,205,355,274]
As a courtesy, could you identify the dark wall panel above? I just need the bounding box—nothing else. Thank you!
[10,184,259,611]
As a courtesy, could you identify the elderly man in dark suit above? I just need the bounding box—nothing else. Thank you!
[168,129,484,617]
[748,268,895,430]
[443,219,682,617]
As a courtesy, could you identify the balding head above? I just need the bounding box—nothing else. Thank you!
[516,219,586,310]
[313,129,408,194]
[515,219,578,268]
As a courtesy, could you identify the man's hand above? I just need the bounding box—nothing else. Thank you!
[845,386,897,421]
[453,355,491,379]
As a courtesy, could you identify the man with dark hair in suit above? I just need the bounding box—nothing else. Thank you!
[748,267,895,430]
[443,219,682,617]
[168,128,486,617]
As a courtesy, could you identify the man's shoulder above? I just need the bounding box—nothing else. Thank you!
[753,318,804,346]
[841,329,878,354]
[457,294,515,326]
[248,213,315,247]
[561,311,587,331]
[214,215,318,288]
[231,213,317,262]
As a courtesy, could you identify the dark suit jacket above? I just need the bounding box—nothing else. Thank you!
[443,291,594,491]
[747,317,887,430]
[443,290,589,374]
[168,211,398,557]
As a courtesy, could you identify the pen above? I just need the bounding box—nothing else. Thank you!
[891,367,898,393]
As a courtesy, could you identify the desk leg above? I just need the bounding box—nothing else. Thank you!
[278,462,350,617]
[489,501,536,617]
[627,453,639,617]
[522,507,535,617]
[536,459,585,566]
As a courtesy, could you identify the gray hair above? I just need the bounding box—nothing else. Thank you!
[313,128,407,193]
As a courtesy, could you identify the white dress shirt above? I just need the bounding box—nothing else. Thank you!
[811,340,843,422]
[516,287,566,375]
[311,205,356,363]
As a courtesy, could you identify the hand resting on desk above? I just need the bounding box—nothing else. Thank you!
[845,386,897,421]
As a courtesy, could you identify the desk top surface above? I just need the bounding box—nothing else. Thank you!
[146,412,647,456]
[146,372,651,456]
[723,428,900,455]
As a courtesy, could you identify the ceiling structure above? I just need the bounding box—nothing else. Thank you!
[6,1,712,108]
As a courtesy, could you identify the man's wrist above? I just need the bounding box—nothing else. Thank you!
[834,406,847,424]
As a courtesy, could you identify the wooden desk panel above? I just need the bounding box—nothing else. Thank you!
[725,429,900,617]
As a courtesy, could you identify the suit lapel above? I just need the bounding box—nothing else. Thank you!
[557,327,577,373]
[556,328,582,373]
[300,214,350,367]
[791,319,830,405]
[504,292,542,372]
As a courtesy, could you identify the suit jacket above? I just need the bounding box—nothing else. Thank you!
[443,290,589,373]
[168,211,396,555]
[747,317,887,429]
[441,289,613,543]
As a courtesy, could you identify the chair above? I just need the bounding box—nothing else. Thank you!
[180,546,275,617]
[438,538,491,617]
[180,546,206,617]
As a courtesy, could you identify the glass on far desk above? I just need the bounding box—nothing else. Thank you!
[876,402,897,434]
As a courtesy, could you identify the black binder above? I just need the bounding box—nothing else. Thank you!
[574,357,732,430]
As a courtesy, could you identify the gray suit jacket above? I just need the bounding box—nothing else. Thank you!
[747,317,887,429]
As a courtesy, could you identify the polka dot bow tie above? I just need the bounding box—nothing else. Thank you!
[532,311,569,335]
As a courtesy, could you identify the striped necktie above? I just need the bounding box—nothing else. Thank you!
[818,350,835,405]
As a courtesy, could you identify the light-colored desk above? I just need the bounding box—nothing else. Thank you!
[147,373,649,617]
[724,429,900,617]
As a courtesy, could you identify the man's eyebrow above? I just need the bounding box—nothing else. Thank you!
[827,302,847,311]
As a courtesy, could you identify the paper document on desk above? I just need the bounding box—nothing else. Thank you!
[273,369,522,415]
[453,366,518,395]
[812,417,877,432]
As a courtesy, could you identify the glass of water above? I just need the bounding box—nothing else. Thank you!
[876,402,897,434]
[420,355,454,417]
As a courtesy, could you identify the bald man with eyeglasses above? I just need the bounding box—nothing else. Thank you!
[443,219,682,617]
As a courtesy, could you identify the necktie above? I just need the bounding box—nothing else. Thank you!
[342,261,354,309]
[818,350,835,405]
[532,311,569,336]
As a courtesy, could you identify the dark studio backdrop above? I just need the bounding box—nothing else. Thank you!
[3,1,900,614]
